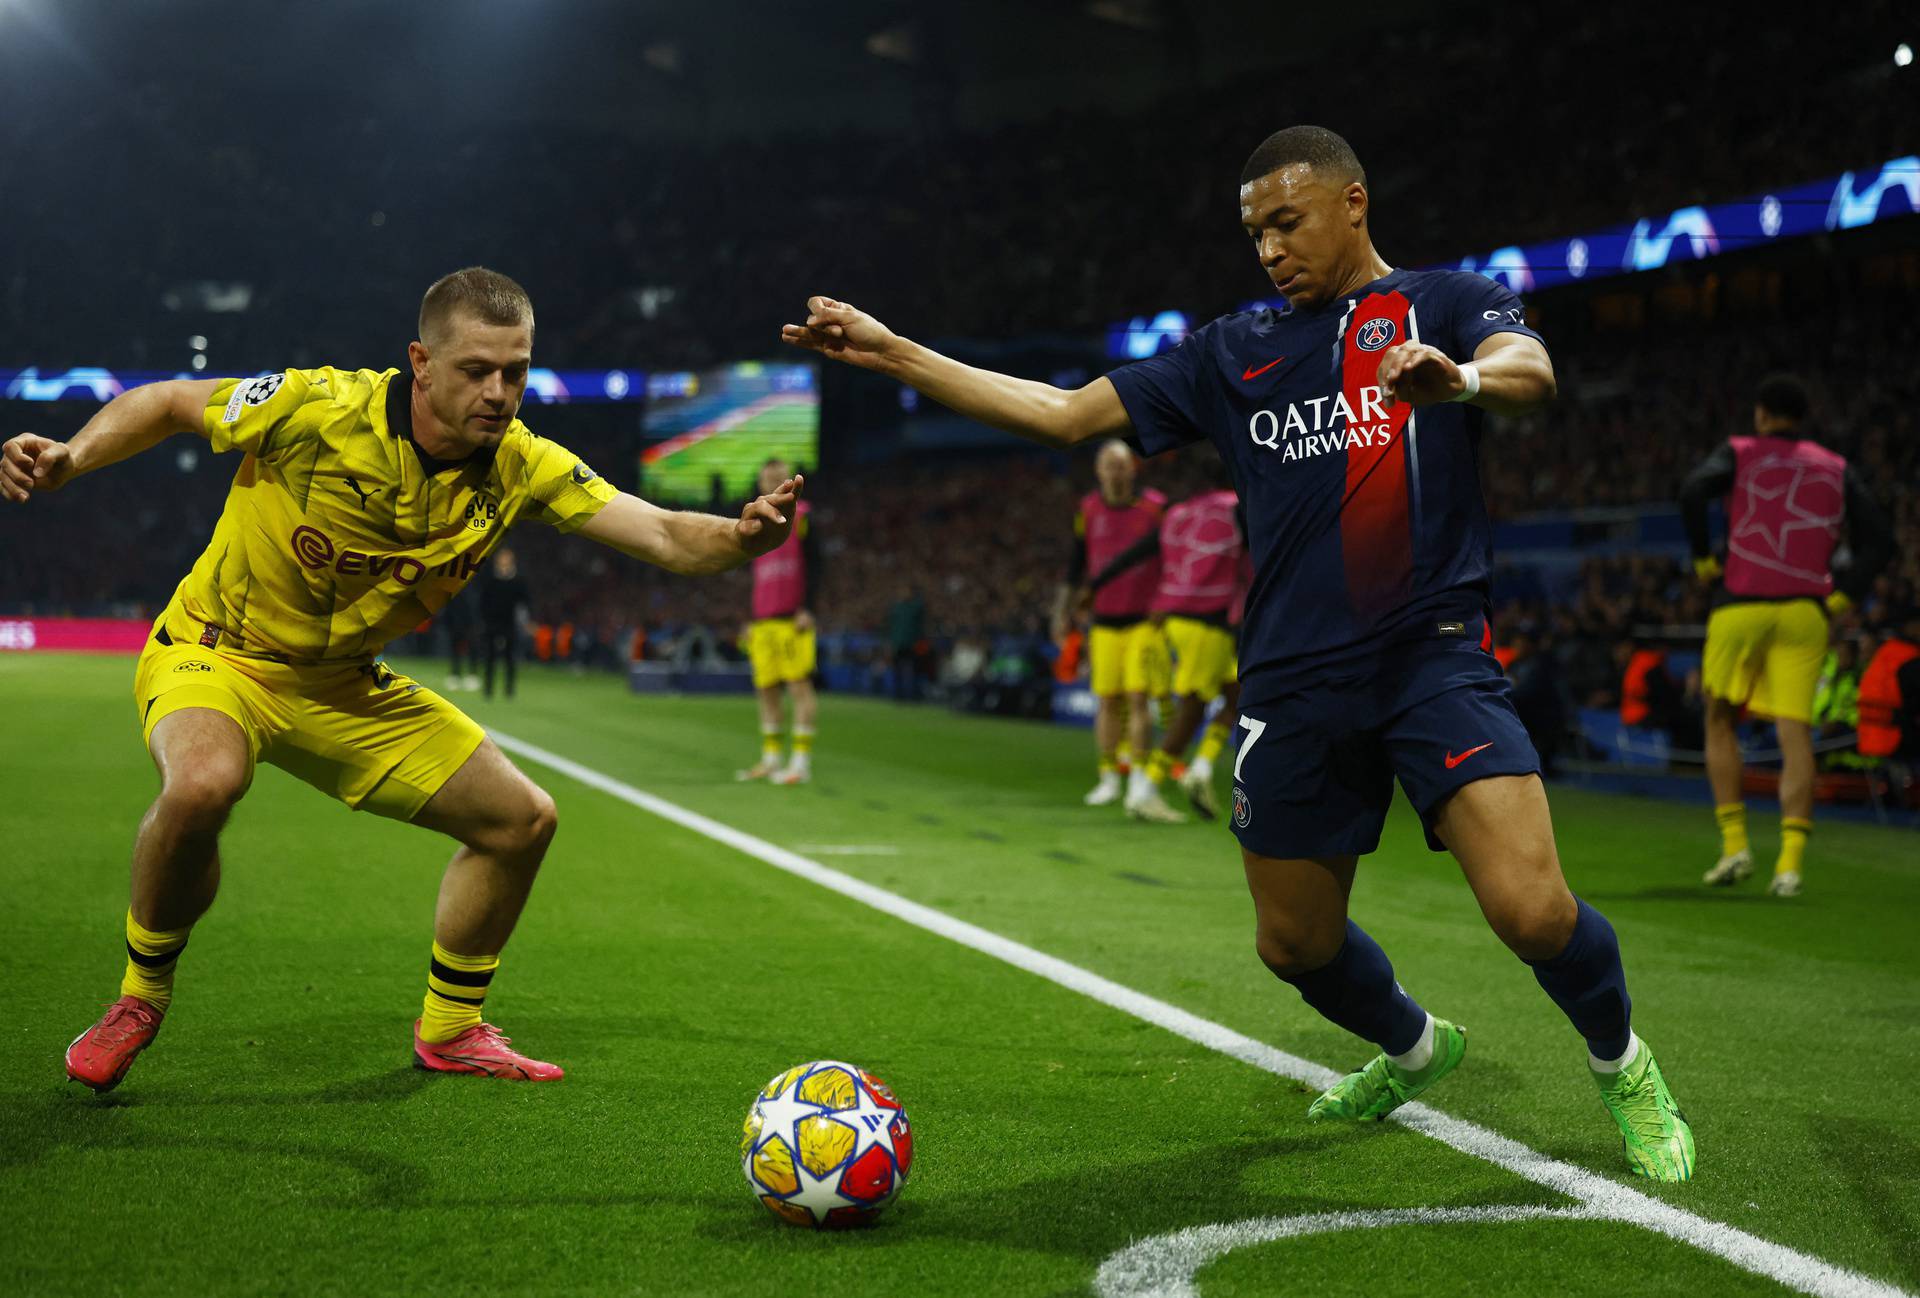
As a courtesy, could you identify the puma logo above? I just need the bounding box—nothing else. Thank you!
[345,476,376,509]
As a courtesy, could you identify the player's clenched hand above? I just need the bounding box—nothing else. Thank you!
[0,433,75,502]
[737,474,804,558]
[1376,343,1464,407]
[780,297,899,372]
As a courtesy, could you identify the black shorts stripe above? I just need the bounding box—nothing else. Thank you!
[427,987,487,1007]
[429,958,495,988]
[126,939,186,969]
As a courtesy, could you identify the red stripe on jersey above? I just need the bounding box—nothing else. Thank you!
[1339,291,1415,622]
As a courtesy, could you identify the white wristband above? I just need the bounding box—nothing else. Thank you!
[1449,362,1481,403]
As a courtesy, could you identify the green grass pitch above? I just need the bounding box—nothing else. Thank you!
[3,652,1917,1296]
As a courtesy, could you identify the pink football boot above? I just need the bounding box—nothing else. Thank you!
[412,1020,564,1081]
[66,996,164,1093]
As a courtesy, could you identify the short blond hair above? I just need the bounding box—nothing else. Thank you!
[419,266,534,345]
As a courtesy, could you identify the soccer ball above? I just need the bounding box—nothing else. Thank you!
[740,1060,914,1228]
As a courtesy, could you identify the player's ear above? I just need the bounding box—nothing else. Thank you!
[1345,182,1368,229]
[407,339,431,386]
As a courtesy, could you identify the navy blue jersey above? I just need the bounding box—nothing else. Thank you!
[1107,268,1543,704]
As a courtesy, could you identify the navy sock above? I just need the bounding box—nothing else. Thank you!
[1526,897,1633,1060]
[1280,921,1428,1056]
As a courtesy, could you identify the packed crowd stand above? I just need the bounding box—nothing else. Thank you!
[1,5,1910,372]
[3,8,1915,774]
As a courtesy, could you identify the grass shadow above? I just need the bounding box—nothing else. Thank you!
[1581,887,1773,905]
[694,1125,1569,1262]
[1808,1115,1920,1287]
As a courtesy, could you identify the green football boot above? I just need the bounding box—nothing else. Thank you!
[1307,1019,1467,1121]
[1593,1037,1695,1181]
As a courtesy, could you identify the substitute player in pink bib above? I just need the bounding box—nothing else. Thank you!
[1059,442,1170,809]
[740,458,820,785]
[1679,374,1892,896]
[1090,453,1246,821]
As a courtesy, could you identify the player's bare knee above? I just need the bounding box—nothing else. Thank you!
[1488,889,1576,961]
[487,784,557,860]
[158,762,248,832]
[1253,918,1343,978]
[524,785,559,854]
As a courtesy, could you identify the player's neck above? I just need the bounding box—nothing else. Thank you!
[1326,247,1395,304]
[407,383,479,462]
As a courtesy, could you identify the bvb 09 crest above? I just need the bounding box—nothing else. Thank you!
[464,491,500,533]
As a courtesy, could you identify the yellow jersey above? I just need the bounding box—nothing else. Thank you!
[154,366,616,665]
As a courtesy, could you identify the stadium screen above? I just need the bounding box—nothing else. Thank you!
[640,362,818,505]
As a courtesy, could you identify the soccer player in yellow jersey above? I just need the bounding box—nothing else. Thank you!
[1,267,804,1090]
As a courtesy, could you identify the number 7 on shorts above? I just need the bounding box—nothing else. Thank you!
[1234,714,1268,783]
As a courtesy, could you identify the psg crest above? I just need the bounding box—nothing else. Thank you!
[1356,318,1396,351]
[1231,786,1251,829]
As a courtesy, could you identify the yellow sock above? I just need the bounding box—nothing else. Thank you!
[1195,719,1230,766]
[121,911,191,1013]
[1714,803,1748,857]
[761,729,782,761]
[792,729,814,757]
[1777,818,1811,877]
[1146,749,1173,786]
[1098,758,1117,777]
[420,941,499,1044]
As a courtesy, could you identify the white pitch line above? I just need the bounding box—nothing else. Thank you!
[1096,1205,1596,1298]
[491,730,1911,1298]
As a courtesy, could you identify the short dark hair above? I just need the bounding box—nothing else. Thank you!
[1754,373,1810,423]
[419,267,534,345]
[1240,126,1365,189]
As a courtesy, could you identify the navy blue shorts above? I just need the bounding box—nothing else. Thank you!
[1229,616,1540,859]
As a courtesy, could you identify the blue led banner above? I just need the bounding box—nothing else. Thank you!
[0,367,647,403]
[1448,154,1919,293]
[1109,154,1920,357]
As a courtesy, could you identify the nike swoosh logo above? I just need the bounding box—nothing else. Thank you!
[1241,356,1287,381]
[1444,742,1494,770]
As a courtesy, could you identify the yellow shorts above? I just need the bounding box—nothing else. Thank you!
[1088,621,1172,698]
[1164,616,1237,699]
[1702,599,1828,723]
[133,637,485,821]
[747,617,816,689]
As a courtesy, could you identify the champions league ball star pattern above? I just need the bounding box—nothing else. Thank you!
[741,1060,913,1227]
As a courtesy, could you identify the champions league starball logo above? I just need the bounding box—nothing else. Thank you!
[1356,318,1396,351]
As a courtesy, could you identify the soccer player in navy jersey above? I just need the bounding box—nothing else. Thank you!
[784,126,1693,1180]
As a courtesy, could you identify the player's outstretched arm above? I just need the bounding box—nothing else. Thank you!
[576,475,804,576]
[1376,333,1556,418]
[1,379,219,503]
[781,296,1130,449]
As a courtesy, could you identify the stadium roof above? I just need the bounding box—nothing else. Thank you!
[2,0,1445,141]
